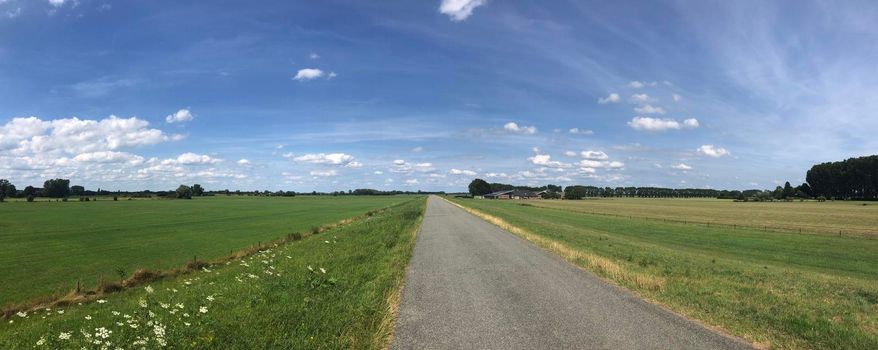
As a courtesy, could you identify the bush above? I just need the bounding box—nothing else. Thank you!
[113,196,118,201]
[26,194,35,202]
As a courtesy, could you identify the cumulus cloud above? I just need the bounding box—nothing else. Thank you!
[164,152,222,165]
[627,81,645,88]
[580,150,609,160]
[291,153,356,166]
[597,93,620,104]
[503,122,537,135]
[390,159,435,174]
[568,127,594,135]
[405,179,419,185]
[293,68,325,81]
[309,53,320,59]
[528,152,571,168]
[237,159,250,165]
[0,115,179,155]
[633,104,666,115]
[671,163,693,170]
[49,0,66,7]
[673,94,682,102]
[439,0,487,21]
[411,146,424,153]
[73,151,144,165]
[165,109,194,123]
[697,145,730,158]
[449,168,477,176]
[564,151,577,157]
[627,117,699,132]
[629,93,654,104]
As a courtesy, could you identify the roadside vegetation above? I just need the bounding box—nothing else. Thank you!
[0,195,411,306]
[448,197,878,350]
[0,197,425,349]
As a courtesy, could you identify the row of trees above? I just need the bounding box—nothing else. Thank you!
[805,155,877,200]
[468,179,562,197]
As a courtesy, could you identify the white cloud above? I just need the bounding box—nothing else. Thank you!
[6,7,21,18]
[345,161,363,168]
[564,151,577,157]
[293,68,325,81]
[597,93,620,104]
[673,94,682,102]
[405,178,419,185]
[310,169,338,177]
[411,146,424,152]
[580,150,609,160]
[438,0,487,21]
[309,53,320,59]
[627,117,699,132]
[629,93,653,104]
[697,145,730,158]
[671,163,693,170]
[390,159,435,174]
[237,159,250,165]
[164,152,222,165]
[291,153,356,166]
[503,122,537,135]
[49,0,66,7]
[568,127,594,135]
[73,151,144,165]
[373,170,384,175]
[327,72,338,79]
[449,168,477,176]
[165,109,194,123]
[633,104,666,115]
[528,153,570,168]
[0,115,178,155]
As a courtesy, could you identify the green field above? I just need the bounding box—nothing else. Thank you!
[0,196,411,306]
[528,197,878,238]
[0,197,426,349]
[448,197,878,350]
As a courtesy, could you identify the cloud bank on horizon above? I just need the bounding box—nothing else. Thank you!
[1,0,876,192]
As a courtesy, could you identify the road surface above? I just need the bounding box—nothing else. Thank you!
[391,196,752,350]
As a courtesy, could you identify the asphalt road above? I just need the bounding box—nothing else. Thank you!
[391,196,753,350]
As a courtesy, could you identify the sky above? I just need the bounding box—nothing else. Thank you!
[1,0,877,192]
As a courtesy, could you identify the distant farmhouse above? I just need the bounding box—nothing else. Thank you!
[481,189,546,200]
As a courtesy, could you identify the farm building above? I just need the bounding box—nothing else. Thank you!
[483,189,546,199]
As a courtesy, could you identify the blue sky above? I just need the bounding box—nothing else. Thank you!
[1,0,877,192]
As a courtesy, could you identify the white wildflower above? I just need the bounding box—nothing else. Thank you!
[199,306,208,314]
[139,299,148,308]
[206,295,215,302]
[94,327,111,339]
[15,311,27,318]
[96,299,107,304]
[111,311,120,316]
[84,315,92,320]
[145,285,154,294]
[175,303,185,309]
[36,337,46,346]
[320,267,327,274]
[59,332,72,340]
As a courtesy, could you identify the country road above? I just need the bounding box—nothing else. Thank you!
[391,196,753,350]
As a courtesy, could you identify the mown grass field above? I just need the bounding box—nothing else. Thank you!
[0,196,411,306]
[527,197,878,237]
[448,197,878,350]
[0,197,425,349]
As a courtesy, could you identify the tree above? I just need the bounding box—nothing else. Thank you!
[43,179,71,198]
[71,185,85,196]
[0,179,15,201]
[192,184,205,197]
[23,185,37,197]
[797,183,813,198]
[782,181,794,199]
[468,178,492,196]
[176,185,193,199]
[772,186,784,199]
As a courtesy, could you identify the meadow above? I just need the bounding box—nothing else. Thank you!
[448,197,878,350]
[0,196,426,349]
[528,197,878,237]
[0,196,410,306]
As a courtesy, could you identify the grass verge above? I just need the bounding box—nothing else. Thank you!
[0,197,426,349]
[447,197,878,350]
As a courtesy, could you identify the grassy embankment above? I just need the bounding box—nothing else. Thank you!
[448,197,878,350]
[0,196,425,349]
[0,196,410,306]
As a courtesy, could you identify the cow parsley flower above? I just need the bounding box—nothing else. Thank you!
[199,306,208,314]
[58,332,71,340]
[145,285,154,294]
[84,315,92,320]
[320,267,327,274]
[96,299,107,304]
[206,295,215,302]
[36,337,46,346]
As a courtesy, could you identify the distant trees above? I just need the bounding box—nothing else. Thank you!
[43,179,71,198]
[71,185,85,196]
[23,186,37,197]
[192,184,205,197]
[176,185,193,199]
[468,179,492,196]
[0,179,15,202]
[806,155,878,200]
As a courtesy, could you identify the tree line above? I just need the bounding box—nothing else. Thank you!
[806,155,877,200]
